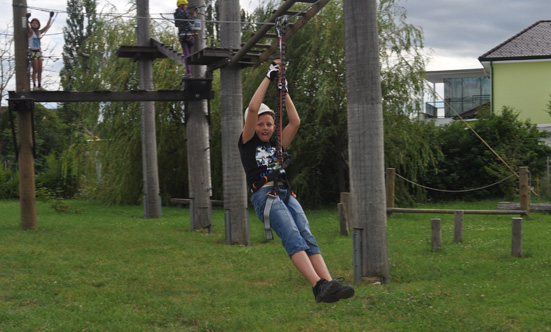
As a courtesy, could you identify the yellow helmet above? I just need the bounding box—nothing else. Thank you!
[177,0,188,6]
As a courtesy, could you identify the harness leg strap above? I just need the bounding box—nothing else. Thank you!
[263,193,276,241]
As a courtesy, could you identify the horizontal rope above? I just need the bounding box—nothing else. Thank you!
[395,172,517,193]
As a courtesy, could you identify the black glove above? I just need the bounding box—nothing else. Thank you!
[266,62,279,81]
[50,11,55,17]
[26,13,31,19]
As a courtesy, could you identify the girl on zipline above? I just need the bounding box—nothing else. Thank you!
[174,0,197,77]
[27,11,54,91]
[238,60,355,303]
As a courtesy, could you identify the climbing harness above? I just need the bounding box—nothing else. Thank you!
[261,16,297,241]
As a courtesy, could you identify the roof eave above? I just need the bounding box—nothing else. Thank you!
[478,55,551,62]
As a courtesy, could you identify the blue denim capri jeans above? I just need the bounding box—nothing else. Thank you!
[251,186,321,258]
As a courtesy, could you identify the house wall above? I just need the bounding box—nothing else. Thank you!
[493,61,551,125]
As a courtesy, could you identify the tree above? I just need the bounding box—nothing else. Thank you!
[60,0,98,127]
[0,22,15,105]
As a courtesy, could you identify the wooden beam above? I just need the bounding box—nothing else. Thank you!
[255,0,331,65]
[9,90,213,103]
[497,202,551,212]
[387,207,528,216]
[230,0,298,65]
[170,198,224,207]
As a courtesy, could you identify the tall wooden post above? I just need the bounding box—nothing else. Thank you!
[344,0,389,282]
[137,0,161,218]
[12,0,37,230]
[186,0,213,231]
[519,166,530,217]
[219,0,249,245]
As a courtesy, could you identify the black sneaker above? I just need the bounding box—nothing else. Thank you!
[312,278,341,303]
[323,279,355,303]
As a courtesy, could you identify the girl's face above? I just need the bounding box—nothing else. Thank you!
[31,21,39,29]
[256,113,275,142]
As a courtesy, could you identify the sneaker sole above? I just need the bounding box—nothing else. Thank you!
[324,286,355,303]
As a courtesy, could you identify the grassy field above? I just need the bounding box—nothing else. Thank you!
[1,199,550,331]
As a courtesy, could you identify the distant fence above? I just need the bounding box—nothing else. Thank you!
[338,167,533,235]
[384,167,531,217]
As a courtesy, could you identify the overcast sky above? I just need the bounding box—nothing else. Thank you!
[402,0,550,70]
[1,0,550,98]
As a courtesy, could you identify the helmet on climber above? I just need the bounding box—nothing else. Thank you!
[30,18,41,28]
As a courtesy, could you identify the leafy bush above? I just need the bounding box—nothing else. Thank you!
[0,165,18,199]
[422,106,551,201]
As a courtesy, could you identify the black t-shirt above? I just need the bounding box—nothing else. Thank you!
[238,132,280,189]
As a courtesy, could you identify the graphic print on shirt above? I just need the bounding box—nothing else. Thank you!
[256,145,278,178]
[30,32,41,50]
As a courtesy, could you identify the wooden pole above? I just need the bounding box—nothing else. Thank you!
[344,0,389,283]
[454,210,463,243]
[519,166,530,217]
[338,203,349,236]
[13,0,37,230]
[511,217,522,258]
[431,218,441,250]
[386,168,395,218]
[219,0,248,244]
[340,192,351,228]
[137,0,161,218]
[187,0,213,231]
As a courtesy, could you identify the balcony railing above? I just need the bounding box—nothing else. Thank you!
[425,94,490,118]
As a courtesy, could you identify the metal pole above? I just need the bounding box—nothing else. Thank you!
[353,228,363,283]
[519,167,530,217]
[547,156,550,190]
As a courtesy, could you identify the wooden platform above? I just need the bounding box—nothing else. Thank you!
[186,48,262,71]
[117,38,188,66]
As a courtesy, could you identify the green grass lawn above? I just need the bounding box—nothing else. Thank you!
[1,199,550,331]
